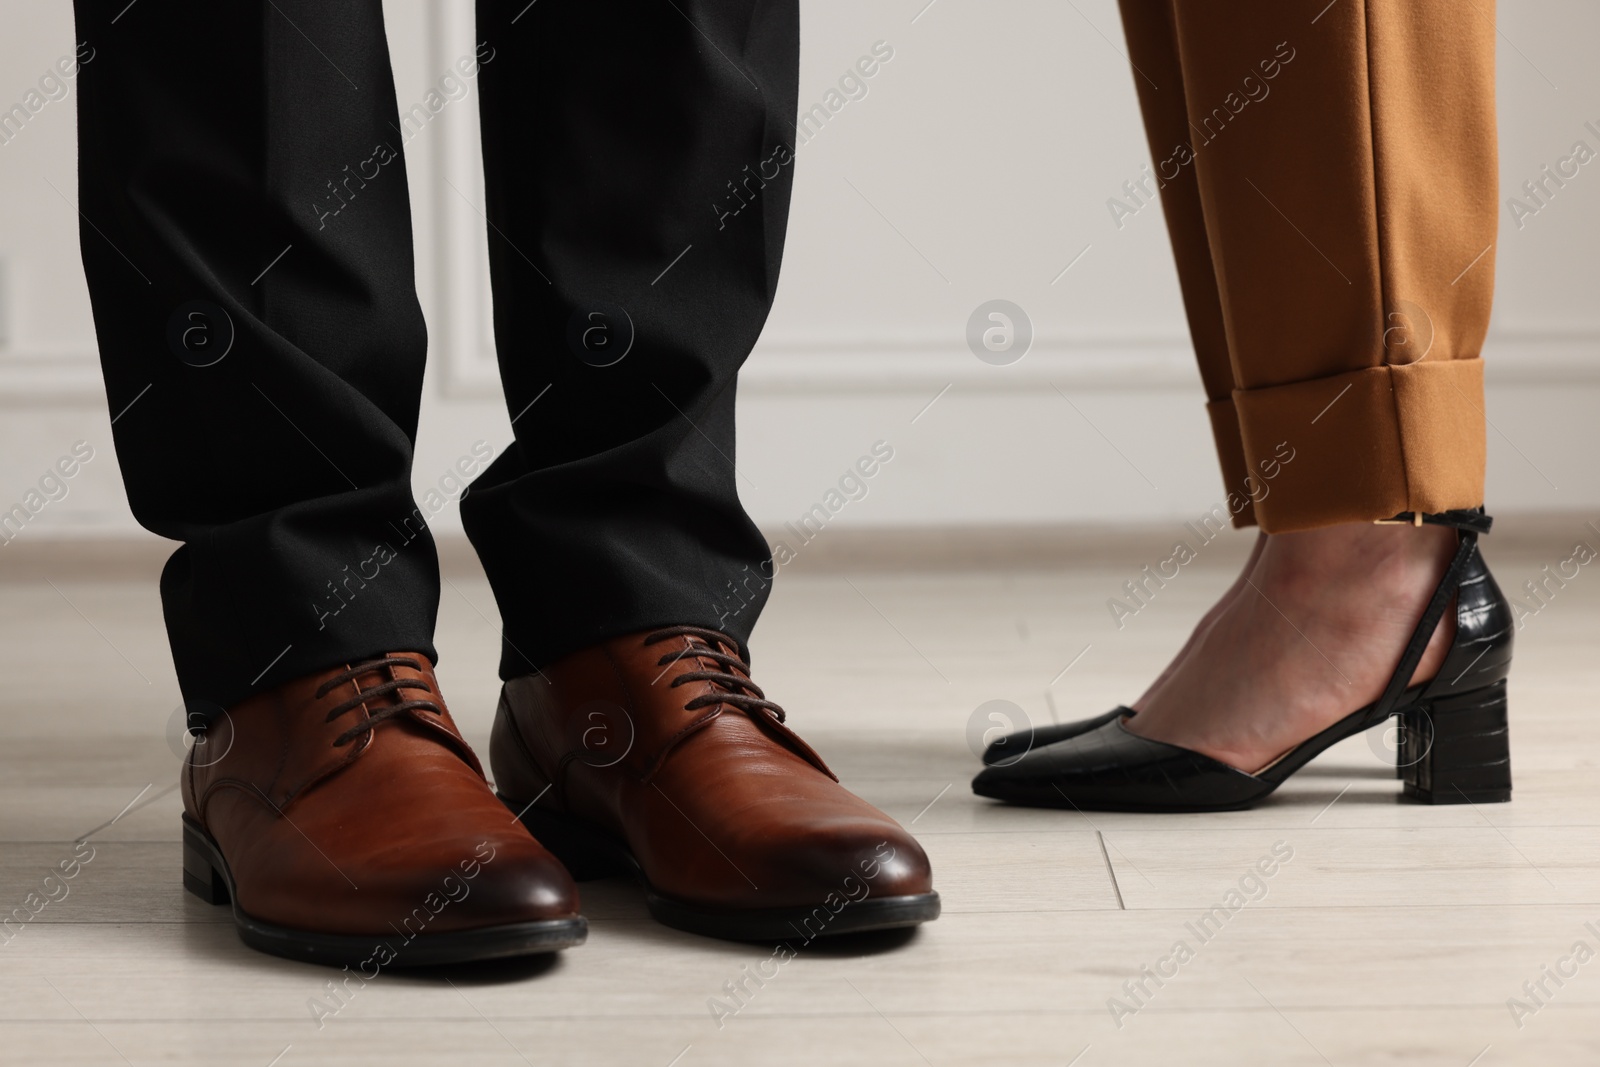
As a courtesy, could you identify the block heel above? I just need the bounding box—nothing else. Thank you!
[1401,680,1512,804]
[181,817,230,905]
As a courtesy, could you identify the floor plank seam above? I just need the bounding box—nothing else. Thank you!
[1095,830,1126,909]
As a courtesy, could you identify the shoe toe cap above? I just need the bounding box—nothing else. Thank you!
[752,814,934,905]
[443,841,581,928]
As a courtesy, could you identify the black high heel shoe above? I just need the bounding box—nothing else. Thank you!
[971,509,1513,812]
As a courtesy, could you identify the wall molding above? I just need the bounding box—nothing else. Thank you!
[731,329,1600,394]
[4,330,1597,407]
[0,351,102,404]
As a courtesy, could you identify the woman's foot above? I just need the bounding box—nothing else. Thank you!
[1123,521,1458,773]
[980,531,1265,765]
[1131,531,1266,707]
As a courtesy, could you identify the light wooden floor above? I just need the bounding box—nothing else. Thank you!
[3,525,1598,1066]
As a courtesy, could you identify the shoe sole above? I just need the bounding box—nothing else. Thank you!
[501,796,941,942]
[970,780,1262,813]
[181,814,587,967]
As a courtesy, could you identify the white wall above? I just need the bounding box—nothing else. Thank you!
[1,0,1597,543]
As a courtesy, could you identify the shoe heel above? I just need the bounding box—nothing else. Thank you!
[1401,680,1511,804]
[181,820,230,904]
[500,796,633,881]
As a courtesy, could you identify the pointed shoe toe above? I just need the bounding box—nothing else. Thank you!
[972,718,1268,812]
[980,707,1132,766]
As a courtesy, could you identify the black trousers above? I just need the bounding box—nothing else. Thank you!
[73,0,798,713]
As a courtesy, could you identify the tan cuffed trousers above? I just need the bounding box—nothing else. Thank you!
[1117,0,1497,531]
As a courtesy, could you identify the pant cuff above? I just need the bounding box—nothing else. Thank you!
[1233,360,1487,533]
[1206,399,1257,528]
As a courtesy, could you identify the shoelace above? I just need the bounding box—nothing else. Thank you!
[315,655,444,747]
[643,626,786,722]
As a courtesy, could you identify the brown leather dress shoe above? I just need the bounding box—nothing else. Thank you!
[490,626,939,940]
[181,653,586,965]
